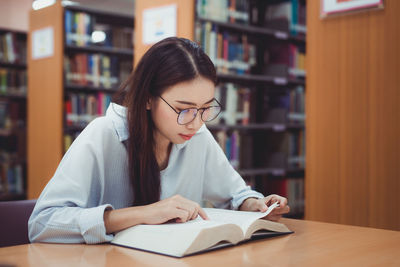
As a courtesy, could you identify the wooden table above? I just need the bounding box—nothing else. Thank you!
[1,218,399,266]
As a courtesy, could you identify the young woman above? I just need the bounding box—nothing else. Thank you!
[28,37,290,244]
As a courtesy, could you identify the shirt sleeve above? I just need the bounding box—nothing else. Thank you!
[28,119,115,244]
[202,129,264,210]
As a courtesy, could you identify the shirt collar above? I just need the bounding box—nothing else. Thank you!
[107,103,207,150]
[107,103,129,142]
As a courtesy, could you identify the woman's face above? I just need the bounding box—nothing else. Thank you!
[149,76,215,146]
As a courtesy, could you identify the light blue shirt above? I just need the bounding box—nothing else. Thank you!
[28,103,264,244]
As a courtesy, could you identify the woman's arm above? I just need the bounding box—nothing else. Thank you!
[104,195,209,234]
[29,119,119,244]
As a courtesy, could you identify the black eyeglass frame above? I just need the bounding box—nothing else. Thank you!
[159,96,222,125]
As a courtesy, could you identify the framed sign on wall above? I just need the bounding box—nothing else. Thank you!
[321,0,384,18]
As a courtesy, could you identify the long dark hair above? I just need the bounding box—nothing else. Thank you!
[113,37,217,206]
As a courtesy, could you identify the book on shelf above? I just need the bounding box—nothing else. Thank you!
[264,0,307,36]
[0,162,24,195]
[196,0,250,24]
[287,131,305,168]
[195,21,257,75]
[0,107,8,132]
[254,131,305,170]
[212,130,241,169]
[0,68,27,95]
[65,92,112,127]
[0,32,27,64]
[210,83,253,126]
[64,92,112,151]
[111,202,292,257]
[65,9,133,49]
[262,86,305,124]
[64,53,121,89]
[264,43,306,79]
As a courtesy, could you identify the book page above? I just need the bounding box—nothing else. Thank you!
[204,202,280,235]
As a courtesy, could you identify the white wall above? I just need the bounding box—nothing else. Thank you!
[0,0,33,31]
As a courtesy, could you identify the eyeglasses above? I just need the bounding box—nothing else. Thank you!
[159,96,222,125]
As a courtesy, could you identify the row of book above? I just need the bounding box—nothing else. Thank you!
[212,83,305,126]
[65,92,112,127]
[264,43,306,78]
[210,83,252,126]
[0,32,26,64]
[214,130,240,169]
[287,45,306,77]
[195,21,257,75]
[0,68,27,96]
[263,86,305,123]
[0,162,24,195]
[264,0,307,35]
[252,130,304,170]
[288,130,305,168]
[196,0,306,36]
[65,10,133,48]
[0,101,26,130]
[196,0,250,24]
[211,129,305,171]
[64,53,132,89]
[287,86,305,121]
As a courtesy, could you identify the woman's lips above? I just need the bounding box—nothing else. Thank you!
[179,134,195,140]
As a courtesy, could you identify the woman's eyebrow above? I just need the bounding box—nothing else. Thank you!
[175,98,215,106]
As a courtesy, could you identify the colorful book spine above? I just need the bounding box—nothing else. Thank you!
[65,92,112,127]
[65,53,125,89]
[195,21,257,75]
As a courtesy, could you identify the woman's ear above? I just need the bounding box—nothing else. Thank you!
[146,98,152,110]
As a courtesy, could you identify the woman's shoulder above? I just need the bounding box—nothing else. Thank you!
[83,103,128,142]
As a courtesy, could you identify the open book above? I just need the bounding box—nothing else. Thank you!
[111,202,292,257]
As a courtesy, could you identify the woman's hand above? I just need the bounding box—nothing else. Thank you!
[104,195,209,234]
[143,194,209,224]
[239,194,290,221]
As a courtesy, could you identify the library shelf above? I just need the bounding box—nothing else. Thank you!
[65,44,134,57]
[217,73,305,86]
[196,16,305,43]
[0,62,27,69]
[0,94,27,100]
[0,127,26,137]
[28,1,134,198]
[0,28,27,202]
[195,0,306,216]
[207,122,304,132]
[65,84,119,93]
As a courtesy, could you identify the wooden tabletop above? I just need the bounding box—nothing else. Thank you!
[1,218,399,266]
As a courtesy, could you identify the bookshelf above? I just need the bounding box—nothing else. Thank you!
[134,0,306,218]
[0,28,28,201]
[194,0,306,218]
[27,2,134,199]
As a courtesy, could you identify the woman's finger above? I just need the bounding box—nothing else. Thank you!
[197,206,209,220]
[174,208,190,223]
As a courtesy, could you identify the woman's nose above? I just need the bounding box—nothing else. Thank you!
[186,111,203,130]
